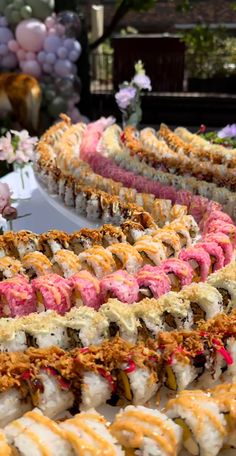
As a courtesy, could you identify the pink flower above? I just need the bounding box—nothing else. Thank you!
[11,130,38,164]
[0,182,11,214]
[0,132,15,163]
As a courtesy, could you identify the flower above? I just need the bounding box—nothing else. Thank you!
[10,130,38,164]
[133,73,152,91]
[0,132,15,163]
[115,87,137,110]
[218,124,236,139]
[0,182,11,213]
[2,205,17,221]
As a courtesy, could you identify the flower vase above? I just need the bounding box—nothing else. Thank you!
[13,163,32,199]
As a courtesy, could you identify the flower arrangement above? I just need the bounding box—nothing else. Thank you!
[199,124,236,148]
[115,60,152,128]
[0,182,17,232]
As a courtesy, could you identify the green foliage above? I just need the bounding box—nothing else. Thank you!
[201,132,236,148]
[181,25,230,78]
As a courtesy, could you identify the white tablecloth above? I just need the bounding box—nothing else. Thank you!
[0,165,86,233]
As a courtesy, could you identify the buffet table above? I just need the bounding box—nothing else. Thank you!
[0,165,87,233]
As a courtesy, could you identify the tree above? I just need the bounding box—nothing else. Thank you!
[89,0,196,50]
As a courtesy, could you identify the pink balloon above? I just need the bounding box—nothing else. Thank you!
[16,19,47,52]
[21,60,42,78]
[8,40,19,52]
[26,51,36,61]
[48,28,57,36]
[54,59,73,77]
[1,53,18,69]
[0,27,14,44]
[17,49,26,60]
[44,35,61,53]
[45,17,56,29]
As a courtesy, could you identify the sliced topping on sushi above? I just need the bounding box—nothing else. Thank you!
[179,247,211,282]
[22,252,53,279]
[206,220,236,248]
[31,274,72,315]
[134,236,166,266]
[107,243,143,274]
[69,270,101,310]
[136,265,171,299]
[52,250,81,278]
[160,258,194,291]
[100,270,139,304]
[204,233,233,266]
[0,275,36,317]
[78,246,116,279]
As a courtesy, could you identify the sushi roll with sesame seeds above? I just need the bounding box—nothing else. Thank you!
[110,405,182,456]
[165,389,227,456]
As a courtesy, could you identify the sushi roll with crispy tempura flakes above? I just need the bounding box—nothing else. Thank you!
[100,300,138,343]
[207,262,236,313]
[63,307,108,347]
[179,283,223,326]
[0,256,25,280]
[165,389,227,456]
[0,318,27,352]
[110,405,182,456]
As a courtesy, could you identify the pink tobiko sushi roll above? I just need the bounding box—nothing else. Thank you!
[203,233,233,266]
[136,265,171,299]
[194,241,224,272]
[160,258,194,291]
[178,247,211,282]
[0,275,36,317]
[200,210,234,234]
[100,270,139,304]
[205,220,236,247]
[32,274,72,315]
[69,270,101,310]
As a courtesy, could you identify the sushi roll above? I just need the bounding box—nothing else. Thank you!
[0,275,36,317]
[152,229,182,258]
[23,368,74,418]
[110,405,182,456]
[167,215,200,243]
[4,408,74,456]
[179,283,223,325]
[165,389,227,456]
[158,292,193,330]
[22,252,53,279]
[151,199,172,227]
[136,265,171,299]
[178,247,211,282]
[20,312,70,350]
[100,300,138,343]
[69,270,101,310]
[78,246,116,279]
[63,307,108,347]
[120,220,146,244]
[0,318,27,352]
[52,250,81,278]
[31,274,72,315]
[206,220,236,248]
[0,387,32,428]
[133,298,164,340]
[99,224,126,247]
[0,235,9,258]
[204,233,234,266]
[3,230,39,259]
[69,228,102,255]
[160,258,194,291]
[60,409,124,455]
[0,430,12,454]
[100,270,139,304]
[170,203,188,221]
[209,383,236,449]
[38,230,70,258]
[194,241,224,273]
[107,243,143,274]
[0,256,25,280]
[134,236,167,266]
[200,210,233,234]
[207,263,236,312]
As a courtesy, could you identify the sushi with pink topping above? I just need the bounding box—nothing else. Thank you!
[100,270,139,304]
[32,274,72,315]
[178,247,211,282]
[136,265,171,299]
[0,275,36,317]
[194,241,224,273]
[200,210,233,234]
[69,270,101,310]
[160,258,194,291]
[205,220,236,247]
[203,233,233,266]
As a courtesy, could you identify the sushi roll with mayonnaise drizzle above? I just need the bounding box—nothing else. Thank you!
[0,388,32,428]
[165,389,227,456]
[136,265,171,299]
[32,274,72,315]
[209,383,236,449]
[63,307,109,348]
[0,275,36,317]
[134,236,167,266]
[69,270,101,310]
[179,283,223,326]
[178,247,211,282]
[100,300,138,343]
[207,262,236,312]
[52,250,81,278]
[78,246,116,279]
[160,258,194,291]
[22,251,53,279]
[152,228,182,258]
[110,405,182,456]
[107,243,143,274]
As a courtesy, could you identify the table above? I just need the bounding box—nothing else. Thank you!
[0,165,92,233]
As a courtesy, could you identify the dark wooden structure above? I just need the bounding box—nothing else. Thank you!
[112,35,185,92]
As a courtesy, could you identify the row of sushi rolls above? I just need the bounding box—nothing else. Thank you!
[0,115,235,455]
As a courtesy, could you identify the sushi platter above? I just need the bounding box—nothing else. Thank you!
[0,115,235,455]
